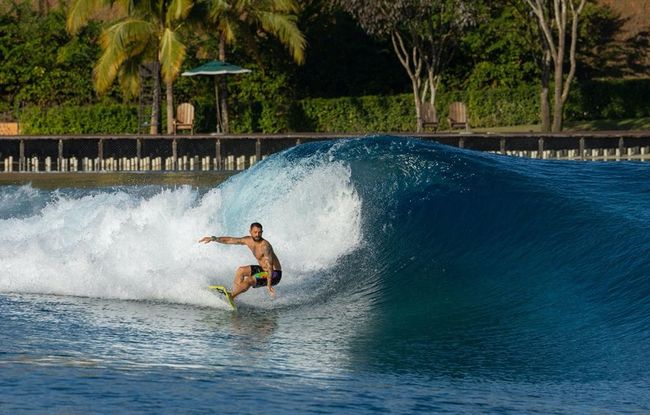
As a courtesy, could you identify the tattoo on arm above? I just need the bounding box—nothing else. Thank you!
[214,236,246,245]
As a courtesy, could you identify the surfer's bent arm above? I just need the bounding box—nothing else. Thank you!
[261,245,276,295]
[198,236,247,245]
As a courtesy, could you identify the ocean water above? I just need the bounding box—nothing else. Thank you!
[1,136,649,414]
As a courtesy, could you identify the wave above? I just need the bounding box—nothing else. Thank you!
[1,135,649,378]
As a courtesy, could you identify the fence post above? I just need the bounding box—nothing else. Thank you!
[618,137,624,158]
[58,139,64,171]
[98,139,104,166]
[172,139,178,171]
[538,137,544,159]
[215,139,222,170]
[19,139,25,172]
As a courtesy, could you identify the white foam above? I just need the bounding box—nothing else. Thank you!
[0,160,362,307]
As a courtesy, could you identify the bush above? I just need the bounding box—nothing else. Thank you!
[566,79,650,120]
[20,104,138,134]
[294,94,414,132]
[15,79,648,134]
[227,68,296,134]
[468,85,539,127]
[291,86,539,132]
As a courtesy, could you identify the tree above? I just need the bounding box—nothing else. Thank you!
[458,1,539,90]
[523,0,586,132]
[66,0,194,134]
[0,4,103,117]
[203,0,306,133]
[331,0,474,132]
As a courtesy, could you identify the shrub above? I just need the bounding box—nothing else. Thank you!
[20,104,138,134]
[566,79,650,120]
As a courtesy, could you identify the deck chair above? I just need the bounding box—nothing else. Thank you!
[420,102,438,131]
[448,101,469,131]
[173,102,195,135]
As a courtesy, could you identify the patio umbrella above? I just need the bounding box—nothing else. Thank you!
[181,60,251,133]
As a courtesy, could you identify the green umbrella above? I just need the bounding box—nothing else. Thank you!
[182,60,251,133]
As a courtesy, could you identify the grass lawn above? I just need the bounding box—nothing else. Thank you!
[468,117,650,133]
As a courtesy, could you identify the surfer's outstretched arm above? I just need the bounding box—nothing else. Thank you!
[198,236,247,244]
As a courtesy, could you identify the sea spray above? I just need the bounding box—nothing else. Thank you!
[0,158,362,307]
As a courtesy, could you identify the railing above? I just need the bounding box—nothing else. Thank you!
[0,131,649,172]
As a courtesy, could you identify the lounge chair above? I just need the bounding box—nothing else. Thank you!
[173,103,195,135]
[448,101,469,131]
[420,102,438,131]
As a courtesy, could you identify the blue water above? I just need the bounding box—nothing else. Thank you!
[1,136,649,413]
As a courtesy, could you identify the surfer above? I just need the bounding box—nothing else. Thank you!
[199,222,282,301]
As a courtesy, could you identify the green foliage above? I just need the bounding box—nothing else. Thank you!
[291,4,408,98]
[13,79,649,134]
[566,79,650,120]
[459,3,539,90]
[228,68,295,133]
[290,85,539,132]
[468,85,539,128]
[294,94,414,132]
[0,6,105,116]
[2,1,647,134]
[19,104,138,134]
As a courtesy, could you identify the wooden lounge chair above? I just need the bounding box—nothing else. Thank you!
[420,102,438,131]
[448,101,469,131]
[173,102,195,135]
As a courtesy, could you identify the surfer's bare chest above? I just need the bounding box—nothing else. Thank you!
[246,241,268,261]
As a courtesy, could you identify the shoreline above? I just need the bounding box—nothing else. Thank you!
[0,171,237,189]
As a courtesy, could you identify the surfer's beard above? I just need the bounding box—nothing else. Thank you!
[252,236,262,242]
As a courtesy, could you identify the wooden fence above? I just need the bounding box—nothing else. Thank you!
[0,132,649,173]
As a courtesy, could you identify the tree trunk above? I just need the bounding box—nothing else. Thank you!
[413,78,423,132]
[525,0,586,133]
[166,78,174,134]
[391,32,424,133]
[552,2,567,132]
[150,61,161,135]
[558,0,586,131]
[219,35,229,134]
[540,50,552,132]
[552,62,564,132]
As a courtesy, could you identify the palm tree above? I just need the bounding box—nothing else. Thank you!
[66,0,194,134]
[205,0,306,132]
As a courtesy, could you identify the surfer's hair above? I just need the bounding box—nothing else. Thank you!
[250,222,263,230]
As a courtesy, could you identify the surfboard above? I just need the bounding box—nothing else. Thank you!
[208,285,237,310]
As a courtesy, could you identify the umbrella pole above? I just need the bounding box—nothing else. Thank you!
[215,80,222,133]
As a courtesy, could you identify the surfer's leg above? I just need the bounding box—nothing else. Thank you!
[231,266,254,299]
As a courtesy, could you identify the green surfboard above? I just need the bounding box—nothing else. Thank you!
[208,285,237,310]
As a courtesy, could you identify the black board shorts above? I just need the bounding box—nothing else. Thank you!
[250,265,282,288]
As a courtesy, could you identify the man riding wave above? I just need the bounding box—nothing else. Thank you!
[199,222,281,302]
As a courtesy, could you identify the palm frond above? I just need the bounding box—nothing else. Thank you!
[159,28,187,83]
[256,10,305,63]
[66,0,111,35]
[209,0,231,20]
[94,19,155,93]
[167,0,194,25]
[118,57,143,97]
[262,0,299,14]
